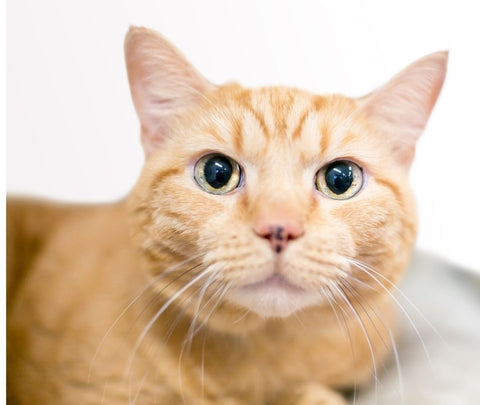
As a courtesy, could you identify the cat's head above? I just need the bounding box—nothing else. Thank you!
[125,27,447,325]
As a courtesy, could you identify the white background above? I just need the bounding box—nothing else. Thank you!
[7,0,480,272]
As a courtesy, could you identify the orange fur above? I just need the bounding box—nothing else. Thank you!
[7,27,447,404]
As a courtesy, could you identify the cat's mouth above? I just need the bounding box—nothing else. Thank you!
[241,273,304,294]
[228,273,323,318]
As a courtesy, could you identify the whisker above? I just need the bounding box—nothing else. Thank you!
[347,258,433,367]
[341,278,404,399]
[323,283,358,405]
[322,284,354,350]
[201,326,208,404]
[162,280,212,344]
[175,273,222,405]
[330,282,380,403]
[130,370,149,405]
[183,271,219,353]
[125,268,214,385]
[198,282,232,405]
[350,258,443,339]
[127,262,205,339]
[177,281,231,405]
[335,267,376,292]
[88,254,202,383]
[193,281,232,336]
[100,383,107,405]
[130,275,217,405]
[339,279,389,351]
[232,308,251,325]
[388,326,404,399]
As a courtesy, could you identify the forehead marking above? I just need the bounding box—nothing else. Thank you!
[319,122,333,156]
[231,115,244,153]
[291,109,311,141]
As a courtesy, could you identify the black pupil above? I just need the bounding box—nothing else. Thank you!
[204,156,233,189]
[325,162,353,195]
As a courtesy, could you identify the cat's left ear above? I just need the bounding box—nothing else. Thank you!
[358,51,448,168]
[125,27,215,157]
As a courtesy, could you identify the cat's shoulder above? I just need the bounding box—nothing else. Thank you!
[6,197,127,304]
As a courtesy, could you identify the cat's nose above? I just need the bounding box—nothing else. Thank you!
[254,221,304,254]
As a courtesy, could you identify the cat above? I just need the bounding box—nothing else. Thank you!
[7,26,447,404]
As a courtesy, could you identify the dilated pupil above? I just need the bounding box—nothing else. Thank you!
[325,162,353,194]
[204,157,233,189]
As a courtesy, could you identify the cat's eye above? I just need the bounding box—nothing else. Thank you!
[194,154,242,194]
[316,160,363,200]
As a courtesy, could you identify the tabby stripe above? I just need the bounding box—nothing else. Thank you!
[246,106,270,140]
[204,124,224,143]
[319,123,332,155]
[291,109,311,141]
[270,91,294,136]
[231,116,244,153]
[235,91,271,140]
[337,132,359,150]
[150,167,183,188]
[312,95,326,111]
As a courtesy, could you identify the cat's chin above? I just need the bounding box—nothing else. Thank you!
[227,274,324,318]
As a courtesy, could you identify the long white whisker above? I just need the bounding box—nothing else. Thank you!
[100,383,107,405]
[125,274,217,405]
[322,284,354,350]
[198,282,232,404]
[342,278,404,400]
[162,273,219,343]
[125,268,214,384]
[194,282,232,336]
[183,271,219,352]
[130,370,149,405]
[88,255,202,383]
[347,258,433,367]
[128,263,204,337]
[176,273,221,405]
[335,267,377,291]
[388,326,404,399]
[178,281,231,405]
[340,280,389,351]
[232,308,251,325]
[348,257,442,340]
[330,282,379,403]
[321,284,359,405]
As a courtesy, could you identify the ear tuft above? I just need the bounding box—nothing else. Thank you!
[125,26,214,157]
[359,51,448,167]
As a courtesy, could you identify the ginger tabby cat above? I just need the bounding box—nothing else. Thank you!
[7,27,447,404]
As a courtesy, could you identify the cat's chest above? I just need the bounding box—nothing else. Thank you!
[257,325,349,379]
[197,320,353,394]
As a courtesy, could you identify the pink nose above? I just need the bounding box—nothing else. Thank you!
[254,222,304,253]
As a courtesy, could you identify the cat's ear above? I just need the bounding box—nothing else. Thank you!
[125,27,214,157]
[358,51,448,167]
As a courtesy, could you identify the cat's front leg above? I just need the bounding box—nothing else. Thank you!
[274,383,347,405]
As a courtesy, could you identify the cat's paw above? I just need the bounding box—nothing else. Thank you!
[277,383,347,405]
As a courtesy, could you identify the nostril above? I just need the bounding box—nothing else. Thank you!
[254,223,304,254]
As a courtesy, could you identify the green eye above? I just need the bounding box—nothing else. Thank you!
[316,160,363,200]
[194,154,242,194]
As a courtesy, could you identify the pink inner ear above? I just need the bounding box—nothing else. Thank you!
[124,27,214,158]
[359,51,448,167]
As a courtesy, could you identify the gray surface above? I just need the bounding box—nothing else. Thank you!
[355,251,480,404]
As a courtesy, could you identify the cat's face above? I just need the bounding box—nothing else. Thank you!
[126,28,447,322]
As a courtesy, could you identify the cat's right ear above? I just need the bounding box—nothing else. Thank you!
[125,27,214,157]
[358,51,448,168]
